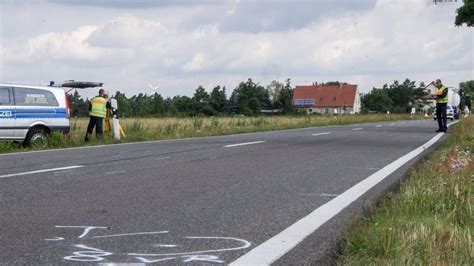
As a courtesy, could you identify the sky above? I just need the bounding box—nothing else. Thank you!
[0,0,473,99]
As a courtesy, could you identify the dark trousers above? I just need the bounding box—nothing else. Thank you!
[436,103,447,130]
[85,116,103,141]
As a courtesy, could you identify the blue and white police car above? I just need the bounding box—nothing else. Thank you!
[0,83,71,147]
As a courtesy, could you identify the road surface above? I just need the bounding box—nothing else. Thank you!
[0,119,449,264]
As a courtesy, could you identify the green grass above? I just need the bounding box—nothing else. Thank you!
[339,116,473,265]
[0,114,418,153]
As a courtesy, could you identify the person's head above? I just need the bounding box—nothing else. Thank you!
[435,79,442,87]
[103,90,109,99]
[98,88,105,96]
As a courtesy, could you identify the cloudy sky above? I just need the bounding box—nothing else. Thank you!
[0,0,472,99]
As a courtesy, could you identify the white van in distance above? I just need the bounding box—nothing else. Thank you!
[0,83,70,147]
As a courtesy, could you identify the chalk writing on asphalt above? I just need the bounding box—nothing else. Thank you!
[45,226,251,264]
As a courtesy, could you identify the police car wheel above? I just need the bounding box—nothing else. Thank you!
[25,128,48,148]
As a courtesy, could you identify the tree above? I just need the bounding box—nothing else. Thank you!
[387,79,413,113]
[172,95,193,116]
[151,92,165,116]
[455,0,474,27]
[361,88,393,113]
[230,78,271,116]
[67,90,88,118]
[266,80,284,106]
[192,86,215,116]
[459,80,474,95]
[459,80,474,109]
[114,91,131,117]
[209,86,228,114]
[275,78,294,114]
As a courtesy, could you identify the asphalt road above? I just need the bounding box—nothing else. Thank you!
[0,119,448,265]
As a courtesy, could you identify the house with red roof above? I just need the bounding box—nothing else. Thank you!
[293,82,361,114]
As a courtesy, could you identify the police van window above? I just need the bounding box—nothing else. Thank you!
[14,87,59,106]
[0,88,11,105]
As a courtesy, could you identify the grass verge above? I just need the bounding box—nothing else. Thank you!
[339,116,473,264]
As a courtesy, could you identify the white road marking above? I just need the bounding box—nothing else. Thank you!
[352,128,363,131]
[390,123,395,126]
[318,193,339,197]
[376,125,382,128]
[230,132,445,266]
[0,166,84,179]
[312,132,331,136]
[224,141,265,148]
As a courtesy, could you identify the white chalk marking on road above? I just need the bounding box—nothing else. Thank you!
[92,231,168,239]
[97,262,146,266]
[224,141,265,148]
[352,128,363,131]
[156,244,178,248]
[129,237,251,257]
[45,237,64,241]
[376,125,382,128]
[312,132,331,136]
[55,226,109,238]
[230,132,445,266]
[0,165,84,179]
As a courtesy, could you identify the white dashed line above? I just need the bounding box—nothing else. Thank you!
[312,132,331,136]
[352,128,363,131]
[224,141,265,148]
[376,125,382,128]
[0,165,84,179]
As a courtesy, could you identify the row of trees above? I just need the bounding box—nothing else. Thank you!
[361,79,428,113]
[361,79,474,114]
[68,78,294,118]
[69,77,473,117]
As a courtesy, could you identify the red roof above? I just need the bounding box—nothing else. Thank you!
[293,84,357,107]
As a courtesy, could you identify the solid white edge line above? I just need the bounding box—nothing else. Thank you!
[0,165,84,179]
[230,132,445,266]
[224,141,265,148]
[312,132,331,136]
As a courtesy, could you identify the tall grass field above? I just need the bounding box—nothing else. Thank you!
[0,114,416,153]
[339,115,473,264]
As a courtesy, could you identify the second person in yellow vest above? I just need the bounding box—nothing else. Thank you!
[85,89,111,142]
[434,79,448,133]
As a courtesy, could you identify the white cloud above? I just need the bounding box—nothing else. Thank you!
[0,0,472,99]
[5,25,100,64]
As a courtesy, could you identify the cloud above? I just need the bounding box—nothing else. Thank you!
[0,0,471,99]
[49,0,228,9]
[87,15,164,48]
[5,25,101,64]
[217,0,377,33]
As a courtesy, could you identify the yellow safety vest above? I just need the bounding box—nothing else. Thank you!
[89,96,107,118]
[435,86,448,104]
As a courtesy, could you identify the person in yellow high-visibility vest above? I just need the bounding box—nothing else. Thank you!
[433,79,448,133]
[85,89,111,142]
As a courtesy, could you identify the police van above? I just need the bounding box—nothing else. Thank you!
[0,83,70,147]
